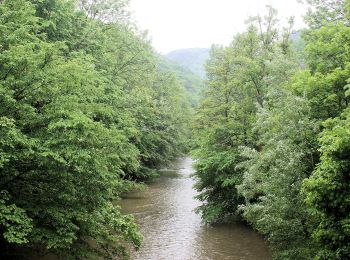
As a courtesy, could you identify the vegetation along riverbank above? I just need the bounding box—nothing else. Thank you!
[1,0,350,259]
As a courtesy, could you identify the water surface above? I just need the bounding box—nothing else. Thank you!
[121,157,271,260]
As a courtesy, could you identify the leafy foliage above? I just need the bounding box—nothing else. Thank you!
[160,57,204,107]
[0,0,192,258]
[192,7,294,224]
[303,108,350,259]
[193,2,350,259]
[238,91,319,259]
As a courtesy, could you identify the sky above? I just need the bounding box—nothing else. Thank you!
[129,0,308,54]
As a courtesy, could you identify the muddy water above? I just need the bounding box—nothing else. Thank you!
[121,157,271,260]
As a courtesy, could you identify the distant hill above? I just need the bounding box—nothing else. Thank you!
[290,30,306,67]
[159,57,205,107]
[166,48,210,79]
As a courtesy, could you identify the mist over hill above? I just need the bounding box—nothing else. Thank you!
[159,57,205,106]
[166,48,210,79]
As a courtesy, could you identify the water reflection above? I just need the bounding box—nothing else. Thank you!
[121,157,271,260]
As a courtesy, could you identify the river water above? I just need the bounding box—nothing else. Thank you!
[120,157,271,260]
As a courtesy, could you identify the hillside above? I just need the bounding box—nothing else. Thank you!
[166,48,210,79]
[159,57,205,106]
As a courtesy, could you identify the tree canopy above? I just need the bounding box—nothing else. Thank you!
[192,1,350,259]
[0,0,192,258]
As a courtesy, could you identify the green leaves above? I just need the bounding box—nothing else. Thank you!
[0,0,191,258]
[238,91,319,259]
[193,2,350,259]
[296,23,350,120]
[192,7,293,225]
[303,108,350,259]
[0,192,32,244]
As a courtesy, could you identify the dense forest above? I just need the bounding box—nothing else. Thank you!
[159,57,204,106]
[1,0,350,259]
[192,0,350,259]
[0,0,193,258]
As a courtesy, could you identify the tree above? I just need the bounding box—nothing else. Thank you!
[303,0,349,28]
[238,89,319,259]
[303,107,350,259]
[0,0,191,258]
[192,7,293,223]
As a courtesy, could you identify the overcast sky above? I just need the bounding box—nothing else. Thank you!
[129,0,308,54]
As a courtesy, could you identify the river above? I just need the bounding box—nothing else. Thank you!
[120,157,271,260]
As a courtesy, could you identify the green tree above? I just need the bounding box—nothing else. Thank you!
[303,0,349,28]
[238,90,319,259]
[292,23,350,121]
[303,107,350,259]
[0,0,191,258]
[192,7,293,223]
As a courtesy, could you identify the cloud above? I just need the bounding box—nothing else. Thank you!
[129,0,307,54]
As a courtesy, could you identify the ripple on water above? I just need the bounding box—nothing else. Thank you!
[121,157,271,260]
